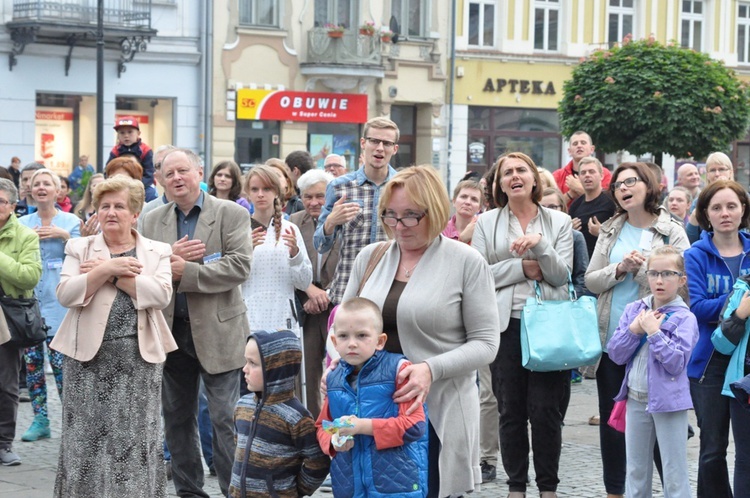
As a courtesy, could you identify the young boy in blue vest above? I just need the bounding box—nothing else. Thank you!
[316,298,428,497]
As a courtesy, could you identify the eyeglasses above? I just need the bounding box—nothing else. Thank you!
[365,137,397,149]
[381,213,426,227]
[0,199,11,207]
[542,204,563,211]
[708,167,731,175]
[613,177,641,190]
[646,270,683,279]
[324,163,345,171]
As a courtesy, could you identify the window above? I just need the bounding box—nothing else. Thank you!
[681,0,703,51]
[391,0,428,38]
[534,0,559,52]
[239,0,279,27]
[608,0,634,45]
[468,1,496,47]
[467,107,561,176]
[390,105,417,169]
[314,0,357,28]
[739,3,750,63]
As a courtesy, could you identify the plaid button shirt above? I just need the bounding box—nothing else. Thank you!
[314,166,397,304]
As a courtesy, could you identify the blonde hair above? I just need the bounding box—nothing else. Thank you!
[245,165,283,243]
[537,168,556,190]
[92,176,145,214]
[378,165,450,240]
[265,158,295,202]
[363,117,400,142]
[74,173,105,219]
[648,245,689,304]
[578,156,603,174]
[30,168,61,191]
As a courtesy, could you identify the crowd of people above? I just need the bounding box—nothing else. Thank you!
[0,120,749,498]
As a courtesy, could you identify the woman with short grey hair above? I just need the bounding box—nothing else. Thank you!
[0,178,42,466]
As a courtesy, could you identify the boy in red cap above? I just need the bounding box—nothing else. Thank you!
[108,115,157,201]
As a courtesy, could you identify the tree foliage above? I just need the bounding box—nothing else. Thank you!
[558,36,750,159]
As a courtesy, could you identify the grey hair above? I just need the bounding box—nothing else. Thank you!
[297,169,334,193]
[324,153,346,167]
[0,178,19,204]
[162,148,203,170]
[22,162,44,173]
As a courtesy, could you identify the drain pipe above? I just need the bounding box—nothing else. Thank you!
[446,0,457,193]
[199,1,213,174]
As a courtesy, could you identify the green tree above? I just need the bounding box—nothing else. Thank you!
[558,36,750,160]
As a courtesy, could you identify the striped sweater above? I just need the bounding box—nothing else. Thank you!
[229,330,330,497]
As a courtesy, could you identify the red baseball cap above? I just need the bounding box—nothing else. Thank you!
[114,116,140,131]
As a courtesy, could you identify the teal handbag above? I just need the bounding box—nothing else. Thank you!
[520,274,602,372]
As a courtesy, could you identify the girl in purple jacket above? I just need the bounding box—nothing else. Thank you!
[608,246,698,498]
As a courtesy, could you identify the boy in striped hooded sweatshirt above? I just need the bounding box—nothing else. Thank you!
[229,330,330,497]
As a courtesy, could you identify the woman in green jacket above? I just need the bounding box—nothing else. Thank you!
[0,178,42,467]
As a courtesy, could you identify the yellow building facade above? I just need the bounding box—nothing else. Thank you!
[209,1,450,174]
[454,0,750,186]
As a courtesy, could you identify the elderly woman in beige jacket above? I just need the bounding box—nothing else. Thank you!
[343,165,499,498]
[584,162,688,498]
[472,152,573,498]
[51,176,176,498]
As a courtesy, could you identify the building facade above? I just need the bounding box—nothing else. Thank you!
[210,0,450,177]
[453,0,750,187]
[0,0,204,177]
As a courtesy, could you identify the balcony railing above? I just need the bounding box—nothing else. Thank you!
[307,28,383,66]
[12,0,152,29]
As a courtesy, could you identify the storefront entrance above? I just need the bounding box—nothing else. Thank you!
[235,120,280,170]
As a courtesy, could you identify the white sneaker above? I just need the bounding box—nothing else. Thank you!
[0,447,21,466]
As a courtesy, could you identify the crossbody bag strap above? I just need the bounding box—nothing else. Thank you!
[357,241,392,296]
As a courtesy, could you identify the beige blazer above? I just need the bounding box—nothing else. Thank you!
[289,210,340,292]
[50,231,177,363]
[139,195,253,374]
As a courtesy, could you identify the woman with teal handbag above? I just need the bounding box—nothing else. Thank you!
[472,152,573,498]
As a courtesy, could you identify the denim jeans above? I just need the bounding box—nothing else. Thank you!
[596,352,627,495]
[490,318,567,493]
[690,354,733,498]
[731,395,750,497]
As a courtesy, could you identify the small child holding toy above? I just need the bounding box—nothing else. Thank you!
[316,297,428,497]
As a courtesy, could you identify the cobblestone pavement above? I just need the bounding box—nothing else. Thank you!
[0,376,730,497]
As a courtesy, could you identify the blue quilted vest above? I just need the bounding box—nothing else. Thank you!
[327,350,428,498]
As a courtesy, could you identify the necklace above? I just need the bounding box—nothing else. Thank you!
[401,262,419,278]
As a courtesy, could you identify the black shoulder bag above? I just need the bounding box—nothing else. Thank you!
[0,282,48,348]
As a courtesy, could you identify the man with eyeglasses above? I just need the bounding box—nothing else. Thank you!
[553,131,612,207]
[314,117,399,305]
[323,154,347,177]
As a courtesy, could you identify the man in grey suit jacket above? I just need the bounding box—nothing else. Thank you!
[290,169,340,418]
[140,148,252,498]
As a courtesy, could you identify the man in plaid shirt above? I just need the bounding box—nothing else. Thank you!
[314,117,400,305]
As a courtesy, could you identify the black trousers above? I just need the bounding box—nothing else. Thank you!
[490,318,567,493]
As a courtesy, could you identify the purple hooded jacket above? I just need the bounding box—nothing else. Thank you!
[607,295,698,413]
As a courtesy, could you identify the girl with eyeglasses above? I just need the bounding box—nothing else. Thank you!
[607,245,697,498]
[684,179,750,497]
[585,162,689,498]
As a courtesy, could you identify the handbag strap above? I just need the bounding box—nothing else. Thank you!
[533,269,576,303]
[357,241,392,296]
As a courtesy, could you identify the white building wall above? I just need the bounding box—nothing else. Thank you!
[0,1,202,167]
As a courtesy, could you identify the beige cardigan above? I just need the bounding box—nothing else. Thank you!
[342,236,499,497]
[50,231,177,363]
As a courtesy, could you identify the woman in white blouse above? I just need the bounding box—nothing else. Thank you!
[241,165,312,337]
